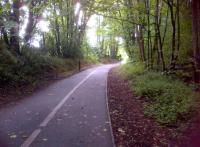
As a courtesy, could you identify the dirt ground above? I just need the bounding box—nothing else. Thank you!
[107,67,200,147]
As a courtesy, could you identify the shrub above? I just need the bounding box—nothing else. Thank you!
[0,48,76,86]
[48,57,76,73]
[119,62,145,79]
[0,49,20,84]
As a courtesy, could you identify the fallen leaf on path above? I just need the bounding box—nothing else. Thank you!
[22,135,28,138]
[42,138,48,141]
[118,128,126,134]
[63,113,68,116]
[35,112,40,115]
[103,129,107,132]
[93,115,97,118]
[47,93,54,96]
[10,135,17,139]
[57,118,62,121]
[26,111,31,114]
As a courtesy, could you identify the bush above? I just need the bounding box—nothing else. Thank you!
[119,62,145,79]
[48,57,76,73]
[0,49,20,84]
[0,48,76,86]
[84,55,99,64]
[120,63,196,125]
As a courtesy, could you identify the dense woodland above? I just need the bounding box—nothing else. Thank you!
[0,0,199,85]
[96,0,200,83]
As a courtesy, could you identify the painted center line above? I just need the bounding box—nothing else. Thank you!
[21,129,41,147]
[21,70,96,147]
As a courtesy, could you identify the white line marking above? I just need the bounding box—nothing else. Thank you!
[21,129,41,147]
[40,70,95,127]
[21,70,96,147]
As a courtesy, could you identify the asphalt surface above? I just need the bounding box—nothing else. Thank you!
[0,64,117,147]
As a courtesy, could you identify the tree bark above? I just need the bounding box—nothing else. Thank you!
[10,0,20,54]
[24,2,35,44]
[136,25,146,62]
[168,0,177,70]
[1,28,9,46]
[192,0,200,83]
[145,0,151,68]
[155,0,165,71]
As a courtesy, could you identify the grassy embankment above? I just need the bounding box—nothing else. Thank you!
[118,63,198,125]
[0,48,98,90]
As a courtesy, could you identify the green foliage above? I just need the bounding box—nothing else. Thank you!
[84,55,99,64]
[0,48,76,86]
[119,62,145,78]
[120,63,196,125]
[48,57,76,73]
[0,48,19,84]
[133,72,171,98]
[81,38,99,63]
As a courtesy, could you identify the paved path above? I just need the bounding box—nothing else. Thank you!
[0,64,117,147]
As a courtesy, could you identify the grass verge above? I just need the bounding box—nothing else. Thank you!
[0,48,80,88]
[0,48,99,105]
[118,63,197,125]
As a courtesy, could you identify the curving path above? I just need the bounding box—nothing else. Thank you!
[0,64,117,147]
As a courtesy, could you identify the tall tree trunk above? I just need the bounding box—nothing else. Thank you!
[53,3,61,56]
[145,0,151,68]
[24,2,35,45]
[42,32,45,49]
[1,28,9,46]
[175,0,180,62]
[168,0,177,70]
[155,0,165,70]
[10,0,20,54]
[136,25,146,62]
[192,0,200,83]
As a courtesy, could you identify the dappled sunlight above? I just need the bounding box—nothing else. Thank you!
[75,2,81,15]
[37,20,50,33]
[86,15,98,47]
[19,6,29,38]
[119,49,129,64]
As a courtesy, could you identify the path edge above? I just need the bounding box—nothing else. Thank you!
[106,68,116,147]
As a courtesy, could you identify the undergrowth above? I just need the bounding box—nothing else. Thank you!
[0,48,76,87]
[119,63,197,125]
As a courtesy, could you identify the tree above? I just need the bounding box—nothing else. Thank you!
[10,0,21,54]
[192,0,200,83]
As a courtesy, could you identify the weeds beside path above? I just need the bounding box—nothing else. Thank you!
[108,67,173,146]
[107,64,200,146]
